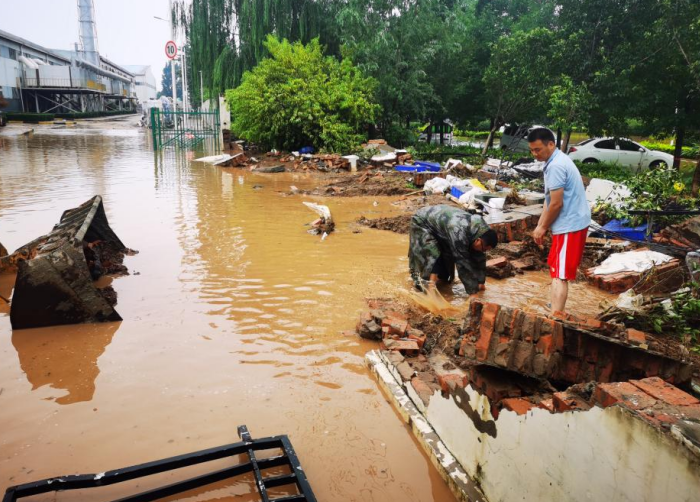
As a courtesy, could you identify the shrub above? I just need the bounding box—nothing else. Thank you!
[226,36,379,153]
[640,141,700,160]
[5,112,55,123]
[596,167,698,226]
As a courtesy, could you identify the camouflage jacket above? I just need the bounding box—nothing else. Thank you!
[408,205,490,293]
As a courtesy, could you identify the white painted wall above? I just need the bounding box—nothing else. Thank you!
[421,384,700,502]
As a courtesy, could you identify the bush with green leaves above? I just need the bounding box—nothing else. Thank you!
[225,36,379,153]
[597,167,698,226]
[640,141,700,160]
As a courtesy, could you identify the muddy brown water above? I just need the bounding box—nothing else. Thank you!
[0,124,611,501]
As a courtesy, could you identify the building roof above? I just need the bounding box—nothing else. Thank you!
[99,56,134,77]
[123,65,150,76]
[0,28,71,64]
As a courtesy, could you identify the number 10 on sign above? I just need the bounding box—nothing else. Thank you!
[165,41,178,59]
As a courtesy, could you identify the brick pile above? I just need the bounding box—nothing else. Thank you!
[584,258,686,294]
[357,305,427,357]
[489,214,540,243]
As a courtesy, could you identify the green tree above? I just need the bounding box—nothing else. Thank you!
[481,28,555,153]
[159,62,183,100]
[547,76,592,152]
[226,36,379,152]
[174,0,339,102]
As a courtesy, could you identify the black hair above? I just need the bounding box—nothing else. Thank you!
[480,229,498,249]
[527,127,556,144]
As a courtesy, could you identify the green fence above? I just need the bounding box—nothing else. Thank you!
[151,108,220,151]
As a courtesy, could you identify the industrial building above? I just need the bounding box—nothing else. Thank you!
[0,0,153,115]
[123,65,157,104]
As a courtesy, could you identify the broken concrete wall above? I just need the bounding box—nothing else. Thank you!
[369,349,700,502]
[419,373,700,502]
[7,196,128,329]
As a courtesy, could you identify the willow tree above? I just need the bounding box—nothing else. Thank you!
[173,0,339,105]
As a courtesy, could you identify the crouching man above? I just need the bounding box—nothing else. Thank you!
[528,128,591,314]
[409,205,498,293]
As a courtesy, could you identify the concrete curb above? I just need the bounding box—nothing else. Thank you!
[365,350,487,502]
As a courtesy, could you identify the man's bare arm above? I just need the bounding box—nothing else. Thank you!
[533,189,563,244]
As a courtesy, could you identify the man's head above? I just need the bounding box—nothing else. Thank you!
[471,229,498,252]
[527,127,557,162]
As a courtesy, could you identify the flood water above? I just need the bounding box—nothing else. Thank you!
[0,122,610,501]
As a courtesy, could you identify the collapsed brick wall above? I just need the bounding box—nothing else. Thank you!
[459,301,692,386]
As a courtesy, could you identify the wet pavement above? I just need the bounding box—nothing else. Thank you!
[0,121,611,501]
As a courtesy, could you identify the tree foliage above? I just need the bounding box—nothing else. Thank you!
[226,36,379,152]
[159,62,183,100]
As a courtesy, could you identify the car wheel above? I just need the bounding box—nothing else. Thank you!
[649,160,668,169]
[582,158,598,164]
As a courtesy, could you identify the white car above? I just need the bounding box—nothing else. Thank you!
[567,138,673,170]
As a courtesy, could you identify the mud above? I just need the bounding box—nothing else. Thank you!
[322,173,415,197]
[358,214,412,234]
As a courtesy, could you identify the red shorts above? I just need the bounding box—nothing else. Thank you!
[548,227,588,280]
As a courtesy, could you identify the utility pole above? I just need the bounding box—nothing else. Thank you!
[199,70,204,110]
[168,0,176,114]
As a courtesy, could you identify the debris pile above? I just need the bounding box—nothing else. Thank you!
[358,297,698,436]
[303,202,334,238]
[0,196,134,329]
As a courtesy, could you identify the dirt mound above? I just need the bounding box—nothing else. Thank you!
[321,173,413,197]
[358,214,412,234]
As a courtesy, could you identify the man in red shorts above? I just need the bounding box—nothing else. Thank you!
[528,128,591,314]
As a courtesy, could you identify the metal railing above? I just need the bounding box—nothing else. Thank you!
[3,425,317,502]
[150,107,221,151]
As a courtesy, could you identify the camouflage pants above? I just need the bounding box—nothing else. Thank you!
[408,215,454,290]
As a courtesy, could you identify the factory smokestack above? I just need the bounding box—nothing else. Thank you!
[77,0,100,66]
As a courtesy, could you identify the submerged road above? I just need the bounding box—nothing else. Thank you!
[0,121,457,501]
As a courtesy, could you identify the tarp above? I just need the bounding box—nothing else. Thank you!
[592,250,673,276]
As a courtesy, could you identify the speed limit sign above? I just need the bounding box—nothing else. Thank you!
[165,40,178,59]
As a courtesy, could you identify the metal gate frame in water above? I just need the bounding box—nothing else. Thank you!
[151,107,221,151]
[3,426,317,502]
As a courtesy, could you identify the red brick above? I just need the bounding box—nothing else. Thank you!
[381,317,408,337]
[536,334,554,356]
[553,391,591,412]
[537,398,554,412]
[407,328,427,349]
[630,377,700,407]
[438,373,467,394]
[501,398,535,415]
[583,318,603,330]
[593,382,657,410]
[486,256,509,269]
[475,303,500,361]
[381,339,420,356]
[626,328,647,345]
[411,376,436,406]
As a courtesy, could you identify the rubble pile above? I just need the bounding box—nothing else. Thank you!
[290,153,350,172]
[357,297,698,432]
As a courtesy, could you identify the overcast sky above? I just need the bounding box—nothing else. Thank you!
[0,0,175,91]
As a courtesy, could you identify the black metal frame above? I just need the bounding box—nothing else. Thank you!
[3,426,316,502]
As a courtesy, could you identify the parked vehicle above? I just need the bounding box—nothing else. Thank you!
[0,111,7,127]
[500,124,555,153]
[567,137,673,170]
[418,120,454,145]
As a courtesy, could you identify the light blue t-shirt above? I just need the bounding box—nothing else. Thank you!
[543,149,591,235]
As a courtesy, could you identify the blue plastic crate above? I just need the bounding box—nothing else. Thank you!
[414,161,441,172]
[395,165,426,172]
[602,219,649,242]
[450,186,465,198]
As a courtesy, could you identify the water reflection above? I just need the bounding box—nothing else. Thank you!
[12,321,120,405]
